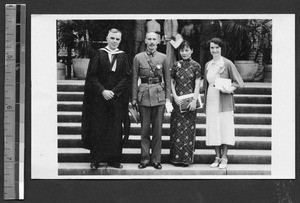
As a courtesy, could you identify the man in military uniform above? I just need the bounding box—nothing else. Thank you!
[132,32,172,170]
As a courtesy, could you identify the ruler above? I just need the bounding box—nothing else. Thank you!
[4,4,26,200]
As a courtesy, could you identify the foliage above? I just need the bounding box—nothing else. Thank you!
[57,20,94,58]
[57,20,135,59]
[57,19,272,64]
[221,20,251,60]
[248,19,272,64]
[57,20,77,52]
[220,19,272,64]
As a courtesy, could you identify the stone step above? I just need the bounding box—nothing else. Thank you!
[56,81,272,172]
[58,163,271,176]
[57,81,272,95]
[57,112,272,125]
[57,102,272,114]
[57,92,272,104]
[58,148,271,164]
[58,135,271,150]
[58,123,272,137]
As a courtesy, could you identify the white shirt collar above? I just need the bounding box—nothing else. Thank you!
[212,57,224,66]
[207,57,225,72]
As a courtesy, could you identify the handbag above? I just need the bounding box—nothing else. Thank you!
[178,93,203,113]
[214,78,232,90]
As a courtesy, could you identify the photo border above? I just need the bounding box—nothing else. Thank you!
[31,14,295,179]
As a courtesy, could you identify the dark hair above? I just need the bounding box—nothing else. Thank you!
[179,40,193,50]
[208,38,224,49]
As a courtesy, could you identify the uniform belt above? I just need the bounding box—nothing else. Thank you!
[141,77,162,84]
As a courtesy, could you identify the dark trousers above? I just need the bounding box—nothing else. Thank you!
[139,105,165,164]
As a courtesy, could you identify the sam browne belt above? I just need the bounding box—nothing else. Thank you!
[141,77,162,84]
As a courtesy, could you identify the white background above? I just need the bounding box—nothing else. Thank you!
[31,14,295,179]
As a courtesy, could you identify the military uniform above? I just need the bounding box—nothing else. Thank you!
[132,50,171,164]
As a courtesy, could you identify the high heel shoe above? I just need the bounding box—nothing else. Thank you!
[210,157,221,168]
[218,158,228,169]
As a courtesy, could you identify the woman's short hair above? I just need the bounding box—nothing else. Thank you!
[179,40,193,50]
[208,38,224,49]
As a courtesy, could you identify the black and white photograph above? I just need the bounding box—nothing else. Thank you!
[31,14,295,179]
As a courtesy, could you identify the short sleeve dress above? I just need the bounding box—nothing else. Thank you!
[169,58,202,165]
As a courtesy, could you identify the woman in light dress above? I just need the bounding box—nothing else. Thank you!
[203,38,244,169]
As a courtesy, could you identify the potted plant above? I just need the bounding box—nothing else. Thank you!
[57,20,78,79]
[72,28,93,80]
[220,20,258,82]
[220,19,272,82]
[247,19,272,82]
[259,20,272,82]
[57,20,94,80]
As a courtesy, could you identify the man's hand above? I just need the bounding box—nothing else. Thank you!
[165,99,173,113]
[219,85,236,94]
[102,90,114,100]
[132,99,138,111]
[187,99,197,111]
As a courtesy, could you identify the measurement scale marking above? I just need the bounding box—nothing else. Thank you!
[4,4,25,200]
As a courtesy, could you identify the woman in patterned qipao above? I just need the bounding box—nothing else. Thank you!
[169,40,202,166]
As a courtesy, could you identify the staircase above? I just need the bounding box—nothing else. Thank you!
[57,80,272,176]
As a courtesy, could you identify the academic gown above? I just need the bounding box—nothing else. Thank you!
[81,49,131,163]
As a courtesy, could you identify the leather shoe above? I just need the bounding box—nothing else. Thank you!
[138,163,149,169]
[153,163,162,170]
[90,162,99,169]
[108,162,123,169]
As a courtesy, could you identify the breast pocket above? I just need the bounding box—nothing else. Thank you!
[155,68,163,77]
[139,65,149,76]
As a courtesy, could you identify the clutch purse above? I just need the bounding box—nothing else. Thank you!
[214,78,232,90]
[178,93,203,113]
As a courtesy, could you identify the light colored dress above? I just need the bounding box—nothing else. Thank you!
[206,57,235,146]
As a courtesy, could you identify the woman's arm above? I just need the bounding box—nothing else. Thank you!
[188,78,201,111]
[170,78,177,97]
[228,60,245,88]
[193,78,201,100]
[171,78,182,106]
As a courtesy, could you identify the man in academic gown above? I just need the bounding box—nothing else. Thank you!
[81,28,131,169]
